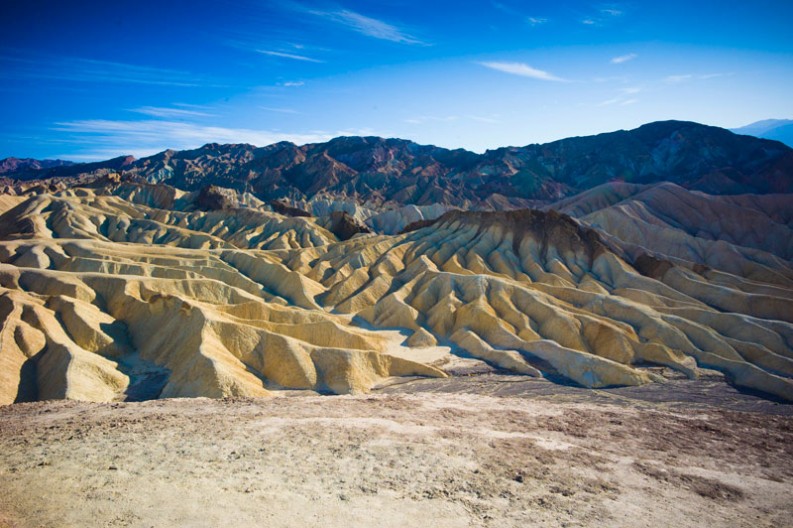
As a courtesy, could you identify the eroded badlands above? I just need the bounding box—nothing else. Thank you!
[0,183,791,403]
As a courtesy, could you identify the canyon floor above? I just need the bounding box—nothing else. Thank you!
[1,373,790,528]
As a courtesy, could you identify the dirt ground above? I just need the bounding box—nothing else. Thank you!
[0,375,791,528]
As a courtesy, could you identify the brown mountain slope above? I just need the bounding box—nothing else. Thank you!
[4,121,792,206]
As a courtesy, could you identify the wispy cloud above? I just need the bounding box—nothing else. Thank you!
[664,72,730,84]
[257,49,324,63]
[467,115,502,124]
[699,72,730,80]
[597,97,619,107]
[404,114,502,125]
[479,61,565,82]
[0,54,207,87]
[493,2,548,26]
[281,81,305,87]
[597,86,642,106]
[581,4,624,26]
[303,6,425,45]
[597,97,638,107]
[611,53,637,64]
[131,106,215,118]
[52,119,379,160]
[404,115,458,125]
[664,74,694,83]
[259,106,302,114]
[492,2,514,14]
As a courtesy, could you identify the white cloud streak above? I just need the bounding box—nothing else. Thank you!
[479,61,565,81]
[664,73,730,84]
[611,53,637,64]
[597,87,642,107]
[0,54,207,87]
[664,74,694,83]
[257,50,324,63]
[404,114,502,125]
[131,106,215,118]
[306,8,425,45]
[581,6,624,27]
[404,115,459,125]
[259,106,302,114]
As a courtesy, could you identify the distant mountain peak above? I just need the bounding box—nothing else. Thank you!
[731,118,793,148]
[0,157,74,176]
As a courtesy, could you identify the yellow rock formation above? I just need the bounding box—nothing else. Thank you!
[0,190,791,402]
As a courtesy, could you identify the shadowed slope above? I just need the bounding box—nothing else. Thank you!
[553,183,793,284]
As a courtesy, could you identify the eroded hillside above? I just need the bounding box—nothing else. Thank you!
[0,184,791,403]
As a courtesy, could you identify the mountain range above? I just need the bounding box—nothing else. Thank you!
[732,119,793,148]
[3,121,793,206]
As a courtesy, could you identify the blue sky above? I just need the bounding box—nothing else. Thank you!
[1,0,792,160]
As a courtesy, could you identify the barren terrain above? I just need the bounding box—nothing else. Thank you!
[1,376,790,528]
[1,124,792,527]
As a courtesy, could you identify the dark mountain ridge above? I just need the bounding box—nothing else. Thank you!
[4,120,792,204]
[0,157,74,177]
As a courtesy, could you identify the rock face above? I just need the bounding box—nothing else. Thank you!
[322,211,372,241]
[1,185,791,404]
[195,185,237,211]
[4,121,792,205]
[269,200,312,217]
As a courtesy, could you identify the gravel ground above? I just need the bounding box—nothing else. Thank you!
[0,376,791,528]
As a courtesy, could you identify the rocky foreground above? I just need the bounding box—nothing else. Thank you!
[1,379,791,528]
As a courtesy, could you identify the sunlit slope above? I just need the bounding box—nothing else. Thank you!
[0,189,336,250]
[0,190,791,403]
[0,192,443,403]
[280,209,793,400]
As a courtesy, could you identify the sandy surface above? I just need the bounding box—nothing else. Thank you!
[1,377,791,528]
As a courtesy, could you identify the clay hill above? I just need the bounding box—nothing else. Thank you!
[0,164,791,403]
[4,121,793,207]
